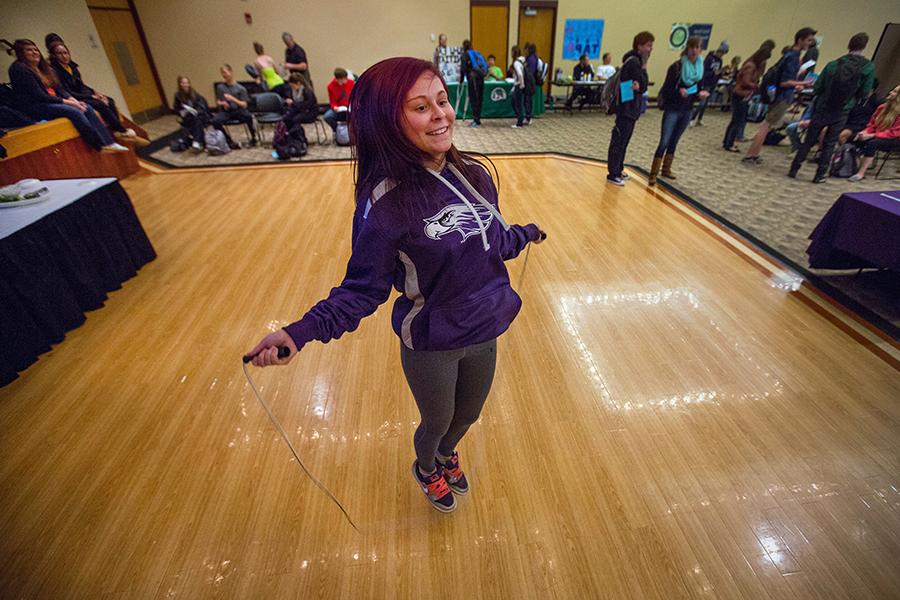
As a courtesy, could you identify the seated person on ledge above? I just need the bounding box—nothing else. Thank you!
[49,41,148,146]
[212,64,258,148]
[8,39,128,153]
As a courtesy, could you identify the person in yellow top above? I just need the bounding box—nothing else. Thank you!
[253,42,286,94]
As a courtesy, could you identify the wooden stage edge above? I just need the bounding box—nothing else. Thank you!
[134,154,900,369]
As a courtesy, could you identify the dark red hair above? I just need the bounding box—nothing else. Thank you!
[350,57,494,204]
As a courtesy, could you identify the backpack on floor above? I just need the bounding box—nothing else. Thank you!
[830,142,859,178]
[169,138,188,153]
[204,129,230,156]
[335,121,350,146]
[274,124,307,160]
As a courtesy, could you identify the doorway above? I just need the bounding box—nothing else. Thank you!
[87,0,166,123]
[518,1,557,95]
[471,0,510,74]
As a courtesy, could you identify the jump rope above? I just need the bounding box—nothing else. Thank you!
[241,232,545,532]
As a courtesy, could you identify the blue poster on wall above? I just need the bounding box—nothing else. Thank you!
[688,24,714,50]
[563,19,604,60]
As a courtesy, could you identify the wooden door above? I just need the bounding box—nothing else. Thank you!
[471,1,510,73]
[88,1,165,122]
[518,2,556,95]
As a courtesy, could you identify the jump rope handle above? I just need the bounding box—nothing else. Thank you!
[242,346,291,364]
[540,231,547,241]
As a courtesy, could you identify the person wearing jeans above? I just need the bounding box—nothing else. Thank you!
[606,32,654,185]
[648,36,707,186]
[324,68,354,131]
[8,39,127,153]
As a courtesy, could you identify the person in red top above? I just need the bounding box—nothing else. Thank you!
[850,84,900,181]
[324,67,354,132]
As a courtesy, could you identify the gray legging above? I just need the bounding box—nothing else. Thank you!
[400,338,497,472]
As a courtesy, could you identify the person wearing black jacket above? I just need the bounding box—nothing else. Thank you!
[281,72,317,143]
[48,41,148,146]
[460,39,485,127]
[648,37,709,186]
[173,75,214,151]
[565,54,595,111]
[8,39,127,152]
[606,31,653,186]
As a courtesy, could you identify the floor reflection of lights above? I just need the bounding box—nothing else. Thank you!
[556,288,784,411]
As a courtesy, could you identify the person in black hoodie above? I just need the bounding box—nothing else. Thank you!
[606,31,653,186]
[8,39,128,153]
[48,41,149,146]
[648,36,709,186]
[173,75,214,152]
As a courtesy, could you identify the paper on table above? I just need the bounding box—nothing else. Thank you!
[620,80,634,102]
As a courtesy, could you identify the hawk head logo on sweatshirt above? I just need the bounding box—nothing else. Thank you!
[423,203,495,242]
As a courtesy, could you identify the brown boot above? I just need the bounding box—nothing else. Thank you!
[661,154,676,179]
[648,156,662,186]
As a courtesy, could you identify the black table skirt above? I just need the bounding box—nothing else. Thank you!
[1,181,156,386]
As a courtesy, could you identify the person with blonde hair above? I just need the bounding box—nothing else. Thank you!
[849,84,900,181]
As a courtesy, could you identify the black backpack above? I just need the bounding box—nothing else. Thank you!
[830,142,859,177]
[273,122,308,160]
[759,56,785,105]
[823,55,865,110]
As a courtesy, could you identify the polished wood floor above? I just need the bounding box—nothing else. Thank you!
[2,157,898,599]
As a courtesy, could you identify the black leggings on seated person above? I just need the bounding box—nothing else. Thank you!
[859,137,900,157]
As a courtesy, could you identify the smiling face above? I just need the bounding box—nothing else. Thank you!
[400,72,455,168]
[887,86,899,102]
[179,77,191,93]
[52,44,71,65]
[21,42,41,66]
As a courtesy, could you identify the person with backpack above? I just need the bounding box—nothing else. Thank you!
[743,27,816,165]
[849,84,900,181]
[606,31,654,186]
[246,57,546,513]
[692,41,728,126]
[524,43,543,124]
[509,45,528,129]
[723,46,772,152]
[460,40,487,128]
[788,33,875,182]
[648,36,708,186]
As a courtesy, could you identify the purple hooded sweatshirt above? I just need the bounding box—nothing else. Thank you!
[284,161,541,352]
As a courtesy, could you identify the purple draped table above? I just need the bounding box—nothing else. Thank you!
[807,190,900,271]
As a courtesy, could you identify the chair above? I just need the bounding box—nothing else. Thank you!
[874,149,900,180]
[251,92,284,143]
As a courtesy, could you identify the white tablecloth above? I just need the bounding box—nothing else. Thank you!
[0,178,116,240]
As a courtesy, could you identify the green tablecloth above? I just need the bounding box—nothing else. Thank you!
[447,81,545,119]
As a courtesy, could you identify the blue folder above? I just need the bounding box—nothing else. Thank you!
[620,80,634,102]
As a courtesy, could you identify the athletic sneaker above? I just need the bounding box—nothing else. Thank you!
[621,173,631,181]
[848,174,864,182]
[437,451,469,495]
[100,143,130,153]
[469,121,480,128]
[606,176,625,186]
[412,461,456,512]
[511,124,523,129]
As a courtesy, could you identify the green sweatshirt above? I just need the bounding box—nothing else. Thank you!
[813,53,875,112]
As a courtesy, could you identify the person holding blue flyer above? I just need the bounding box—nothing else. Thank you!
[606,31,654,186]
[648,36,709,186]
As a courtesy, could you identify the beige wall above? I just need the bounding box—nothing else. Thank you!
[132,0,469,104]
[538,0,899,97]
[1,0,130,118]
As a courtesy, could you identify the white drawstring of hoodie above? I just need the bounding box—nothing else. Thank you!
[427,163,510,251]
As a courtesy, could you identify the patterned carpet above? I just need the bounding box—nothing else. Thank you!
[140,110,900,333]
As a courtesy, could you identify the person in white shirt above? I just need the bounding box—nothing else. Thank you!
[510,45,527,128]
[596,53,616,81]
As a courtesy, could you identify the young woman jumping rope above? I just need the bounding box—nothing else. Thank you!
[247,57,546,513]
